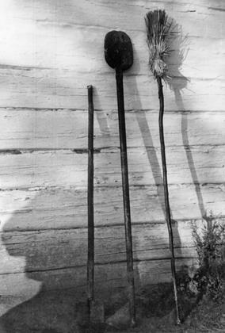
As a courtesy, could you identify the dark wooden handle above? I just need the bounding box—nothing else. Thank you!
[116,69,136,327]
[87,85,94,311]
[157,76,180,325]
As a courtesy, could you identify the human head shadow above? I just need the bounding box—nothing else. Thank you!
[0,193,143,332]
[0,194,90,333]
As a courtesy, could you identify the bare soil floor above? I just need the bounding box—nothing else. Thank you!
[103,283,225,333]
[0,283,225,333]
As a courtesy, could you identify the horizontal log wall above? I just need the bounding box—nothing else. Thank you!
[0,0,224,312]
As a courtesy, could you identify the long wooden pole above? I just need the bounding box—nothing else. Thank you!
[116,68,136,327]
[157,77,180,325]
[87,85,94,314]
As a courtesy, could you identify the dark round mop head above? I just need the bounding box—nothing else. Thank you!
[104,30,133,71]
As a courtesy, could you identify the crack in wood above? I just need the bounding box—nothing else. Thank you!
[208,7,225,12]
[0,150,22,155]
[72,148,101,154]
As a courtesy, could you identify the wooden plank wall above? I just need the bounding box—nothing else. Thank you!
[0,0,225,311]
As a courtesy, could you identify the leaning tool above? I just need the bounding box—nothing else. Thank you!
[86,85,105,325]
[87,85,95,316]
[104,30,136,327]
[145,10,180,325]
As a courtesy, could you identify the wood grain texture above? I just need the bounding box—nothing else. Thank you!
[1,222,198,272]
[0,257,196,299]
[0,67,224,111]
[0,185,224,231]
[0,1,224,111]
[0,109,225,150]
[0,0,224,298]
[0,146,224,189]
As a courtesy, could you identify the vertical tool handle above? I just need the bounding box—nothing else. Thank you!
[157,77,180,325]
[116,69,136,327]
[87,85,94,312]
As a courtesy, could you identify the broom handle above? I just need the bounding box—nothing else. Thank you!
[87,85,94,312]
[116,68,136,327]
[157,77,180,325]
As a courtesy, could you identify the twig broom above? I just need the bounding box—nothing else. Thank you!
[145,10,180,325]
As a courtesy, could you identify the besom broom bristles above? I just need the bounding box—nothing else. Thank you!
[145,10,173,79]
[145,10,181,325]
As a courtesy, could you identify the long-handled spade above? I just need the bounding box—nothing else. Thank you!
[104,31,136,327]
[86,85,104,325]
[145,10,180,325]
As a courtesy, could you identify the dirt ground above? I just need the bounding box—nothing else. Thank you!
[0,282,225,333]
[103,283,225,333]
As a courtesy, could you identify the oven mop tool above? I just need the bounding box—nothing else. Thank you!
[104,31,136,327]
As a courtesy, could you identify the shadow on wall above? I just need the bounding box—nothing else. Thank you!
[126,43,183,263]
[125,21,207,276]
[0,195,144,332]
[167,23,207,219]
[0,197,86,333]
[0,9,208,332]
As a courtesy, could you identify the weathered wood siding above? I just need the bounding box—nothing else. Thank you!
[0,0,225,310]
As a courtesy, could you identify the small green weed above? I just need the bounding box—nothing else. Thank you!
[192,212,225,301]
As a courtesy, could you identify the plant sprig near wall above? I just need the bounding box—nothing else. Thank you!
[192,212,225,302]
